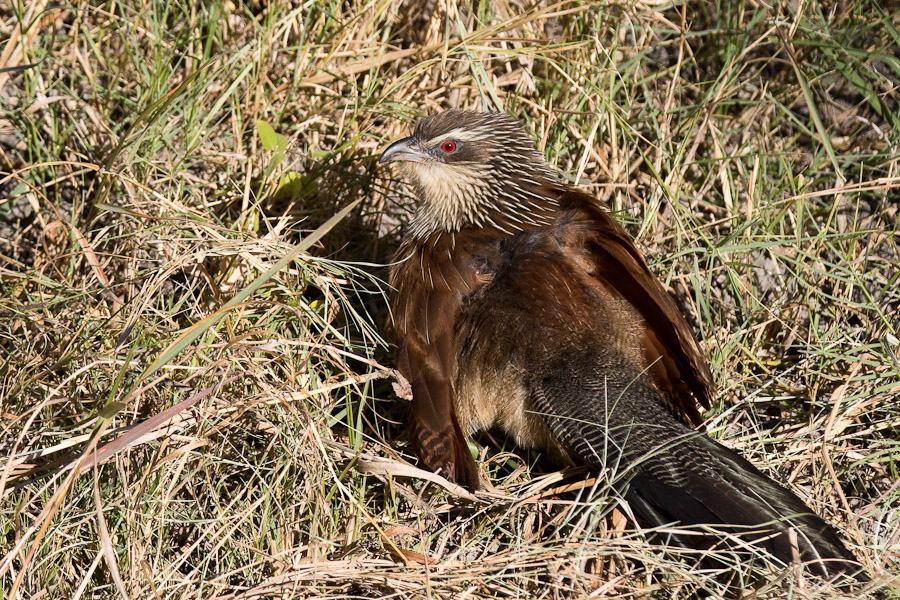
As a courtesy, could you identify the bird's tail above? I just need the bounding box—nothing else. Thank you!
[530,361,867,583]
[620,429,866,582]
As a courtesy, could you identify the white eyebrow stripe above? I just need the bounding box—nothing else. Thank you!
[430,127,493,144]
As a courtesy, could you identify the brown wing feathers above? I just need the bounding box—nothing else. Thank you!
[554,189,715,422]
[388,232,499,488]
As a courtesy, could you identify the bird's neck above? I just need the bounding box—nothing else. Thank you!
[407,181,562,240]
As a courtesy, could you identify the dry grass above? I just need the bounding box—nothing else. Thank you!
[1,0,899,597]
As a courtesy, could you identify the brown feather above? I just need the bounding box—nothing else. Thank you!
[388,229,507,488]
[549,188,715,424]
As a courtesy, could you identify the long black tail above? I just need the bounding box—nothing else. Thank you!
[530,359,867,583]
[621,429,865,581]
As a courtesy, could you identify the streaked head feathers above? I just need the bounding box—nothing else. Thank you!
[380,110,560,237]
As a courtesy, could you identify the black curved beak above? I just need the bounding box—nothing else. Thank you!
[379,137,426,164]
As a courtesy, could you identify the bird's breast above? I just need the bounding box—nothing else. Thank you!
[450,230,630,459]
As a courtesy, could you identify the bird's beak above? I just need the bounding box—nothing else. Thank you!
[379,137,426,164]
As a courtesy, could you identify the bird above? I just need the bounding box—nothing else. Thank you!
[378,109,866,582]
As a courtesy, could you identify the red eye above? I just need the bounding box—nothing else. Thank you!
[441,140,457,153]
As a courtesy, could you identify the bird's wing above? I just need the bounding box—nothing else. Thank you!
[388,233,492,490]
[554,188,715,424]
[394,320,480,490]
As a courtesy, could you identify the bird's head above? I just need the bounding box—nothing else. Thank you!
[380,110,559,238]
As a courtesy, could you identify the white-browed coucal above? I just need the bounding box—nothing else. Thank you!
[379,110,865,581]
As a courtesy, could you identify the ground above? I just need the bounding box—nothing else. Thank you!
[0,0,898,598]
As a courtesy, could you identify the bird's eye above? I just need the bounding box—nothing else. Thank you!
[441,140,457,153]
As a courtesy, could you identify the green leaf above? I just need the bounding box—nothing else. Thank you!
[275,172,317,200]
[11,182,28,197]
[257,120,277,150]
[257,120,288,152]
[98,401,126,419]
